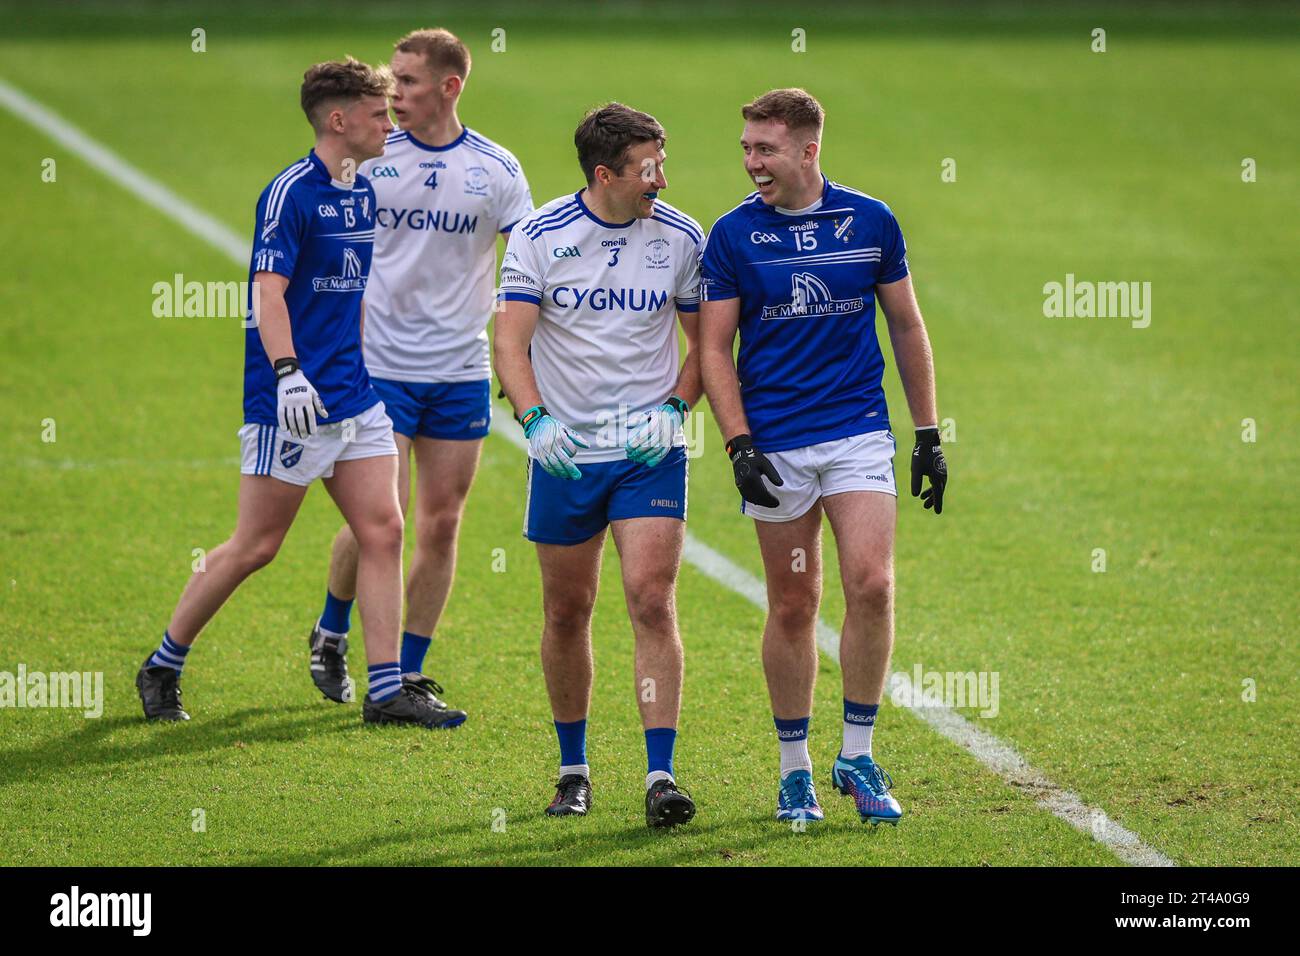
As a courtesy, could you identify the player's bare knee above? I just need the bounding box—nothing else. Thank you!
[626,587,676,635]
[844,569,893,618]
[414,507,461,556]
[354,512,404,558]
[543,595,596,637]
[240,535,283,574]
[768,586,821,636]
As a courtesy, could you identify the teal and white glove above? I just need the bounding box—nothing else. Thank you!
[626,396,688,467]
[520,405,588,480]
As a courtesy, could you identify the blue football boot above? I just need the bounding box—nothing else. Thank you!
[830,752,903,825]
[776,768,825,822]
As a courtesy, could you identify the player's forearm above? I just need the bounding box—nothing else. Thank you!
[889,320,938,427]
[492,336,543,416]
[252,282,295,363]
[671,313,702,408]
[700,340,749,440]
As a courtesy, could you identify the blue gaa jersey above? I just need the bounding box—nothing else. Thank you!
[243,150,379,425]
[699,176,909,453]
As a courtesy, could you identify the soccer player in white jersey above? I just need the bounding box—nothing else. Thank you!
[136,59,451,730]
[700,89,948,825]
[306,29,532,724]
[494,104,703,828]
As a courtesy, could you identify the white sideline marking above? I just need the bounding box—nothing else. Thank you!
[1,78,1174,868]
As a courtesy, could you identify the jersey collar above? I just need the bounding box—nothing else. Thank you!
[575,189,635,229]
[307,149,359,191]
[402,125,469,152]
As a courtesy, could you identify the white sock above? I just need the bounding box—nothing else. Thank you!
[645,770,674,790]
[842,720,874,759]
[779,737,812,778]
[317,620,346,640]
[558,763,590,780]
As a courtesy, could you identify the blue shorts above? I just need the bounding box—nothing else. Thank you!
[369,378,491,440]
[524,447,688,545]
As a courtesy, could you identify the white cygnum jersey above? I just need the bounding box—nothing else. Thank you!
[359,127,532,382]
[499,190,702,462]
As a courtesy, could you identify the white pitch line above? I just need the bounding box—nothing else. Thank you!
[2,77,1174,867]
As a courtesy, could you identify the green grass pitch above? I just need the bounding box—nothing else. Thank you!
[0,1,1296,866]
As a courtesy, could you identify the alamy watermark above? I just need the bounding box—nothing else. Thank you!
[1043,273,1151,329]
[0,665,103,718]
[889,663,999,718]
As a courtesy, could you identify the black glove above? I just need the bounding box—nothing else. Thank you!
[910,427,947,514]
[727,434,784,508]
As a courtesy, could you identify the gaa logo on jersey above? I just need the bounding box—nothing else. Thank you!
[644,237,671,269]
[370,166,400,178]
[464,165,489,196]
[279,440,304,469]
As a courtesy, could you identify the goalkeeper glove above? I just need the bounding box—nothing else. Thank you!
[727,433,784,508]
[910,426,948,514]
[626,396,687,467]
[520,405,588,480]
[274,358,328,440]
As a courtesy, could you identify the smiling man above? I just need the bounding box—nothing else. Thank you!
[493,103,703,828]
[699,88,949,825]
[306,29,532,725]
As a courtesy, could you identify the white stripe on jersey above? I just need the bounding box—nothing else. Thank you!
[501,193,703,462]
[264,159,311,227]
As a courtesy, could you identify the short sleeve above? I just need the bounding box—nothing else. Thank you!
[878,209,909,284]
[251,182,308,279]
[699,220,738,301]
[495,160,534,234]
[675,235,701,313]
[498,226,545,305]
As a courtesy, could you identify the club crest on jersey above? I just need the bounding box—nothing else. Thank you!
[833,216,855,243]
[463,166,489,196]
[260,219,279,242]
[279,440,304,468]
[643,237,670,269]
[311,247,367,293]
[761,272,864,320]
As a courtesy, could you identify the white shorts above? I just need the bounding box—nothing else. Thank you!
[239,401,398,487]
[743,430,897,522]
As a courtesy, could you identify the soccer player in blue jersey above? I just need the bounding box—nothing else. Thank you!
[306,29,532,724]
[136,59,449,729]
[494,104,703,828]
[700,89,949,825]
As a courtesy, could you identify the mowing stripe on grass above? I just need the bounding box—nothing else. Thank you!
[0,76,1175,868]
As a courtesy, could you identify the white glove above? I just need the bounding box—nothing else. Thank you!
[275,361,328,440]
[626,400,685,467]
[521,405,588,480]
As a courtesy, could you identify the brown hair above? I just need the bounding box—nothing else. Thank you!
[395,27,472,78]
[300,57,393,131]
[573,102,665,185]
[741,88,825,141]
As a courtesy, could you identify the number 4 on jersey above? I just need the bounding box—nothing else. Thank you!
[424,171,439,190]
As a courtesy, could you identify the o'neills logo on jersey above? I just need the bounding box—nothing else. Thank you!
[761,272,863,320]
[551,286,669,312]
[312,248,367,292]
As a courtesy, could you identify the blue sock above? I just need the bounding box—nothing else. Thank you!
[554,719,588,769]
[399,631,432,675]
[319,590,353,635]
[367,661,402,702]
[148,631,191,674]
[645,727,677,777]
